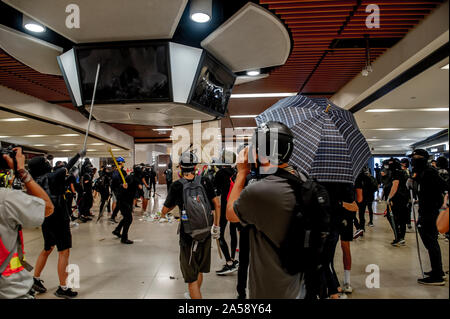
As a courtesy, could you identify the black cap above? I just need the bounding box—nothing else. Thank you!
[409,149,429,159]
[400,158,409,164]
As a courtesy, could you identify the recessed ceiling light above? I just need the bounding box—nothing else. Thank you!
[59,134,79,137]
[0,118,28,122]
[59,150,72,152]
[24,23,45,32]
[60,144,77,146]
[87,149,97,152]
[24,134,47,137]
[246,70,261,76]
[90,143,104,146]
[33,144,47,147]
[231,93,297,99]
[441,64,449,70]
[191,12,211,23]
[111,149,121,151]
[190,0,212,23]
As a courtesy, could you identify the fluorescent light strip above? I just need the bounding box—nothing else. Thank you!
[0,136,10,138]
[153,128,173,131]
[0,118,28,122]
[24,134,47,137]
[366,108,449,112]
[59,134,79,137]
[229,115,258,118]
[60,144,77,146]
[230,93,297,99]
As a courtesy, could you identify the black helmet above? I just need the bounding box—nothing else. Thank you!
[179,152,198,172]
[388,157,401,171]
[251,121,294,164]
[400,158,410,168]
[436,156,448,169]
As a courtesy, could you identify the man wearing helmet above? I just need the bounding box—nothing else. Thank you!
[226,121,307,299]
[110,157,127,223]
[160,152,220,299]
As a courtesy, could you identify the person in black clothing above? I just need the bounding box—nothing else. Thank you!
[110,157,127,223]
[381,160,392,201]
[354,166,376,232]
[97,165,113,215]
[65,167,78,222]
[160,152,220,299]
[78,172,94,222]
[409,149,447,285]
[374,163,382,200]
[386,158,409,246]
[112,166,142,244]
[213,151,239,276]
[28,150,84,298]
[164,162,173,192]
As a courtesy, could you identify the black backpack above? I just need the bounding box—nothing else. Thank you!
[179,176,213,243]
[267,169,331,276]
[35,174,60,208]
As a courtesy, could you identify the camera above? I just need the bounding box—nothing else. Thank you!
[0,146,16,170]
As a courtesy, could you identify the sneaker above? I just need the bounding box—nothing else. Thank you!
[121,239,134,244]
[329,293,348,299]
[112,230,121,238]
[342,284,353,294]
[78,216,88,223]
[216,263,238,276]
[184,292,191,299]
[70,221,79,228]
[417,277,445,286]
[368,222,374,227]
[391,240,400,246]
[54,286,78,299]
[232,260,239,269]
[32,278,47,293]
[109,218,118,224]
[398,239,406,246]
[424,271,447,280]
[159,217,168,223]
[353,229,364,239]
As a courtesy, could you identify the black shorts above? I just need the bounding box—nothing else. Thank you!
[42,217,72,252]
[339,211,354,242]
[179,237,211,283]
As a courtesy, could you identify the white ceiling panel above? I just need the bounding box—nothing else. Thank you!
[3,0,188,43]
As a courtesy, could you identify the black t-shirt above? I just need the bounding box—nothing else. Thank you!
[214,167,236,205]
[65,175,77,194]
[119,174,140,205]
[416,167,448,216]
[355,172,375,202]
[321,182,355,227]
[111,169,127,191]
[164,176,217,244]
[391,169,408,202]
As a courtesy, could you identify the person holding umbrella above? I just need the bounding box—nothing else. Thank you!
[409,149,447,285]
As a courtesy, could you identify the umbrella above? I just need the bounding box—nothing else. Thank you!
[256,95,371,184]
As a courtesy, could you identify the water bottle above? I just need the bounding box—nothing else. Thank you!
[181,210,192,234]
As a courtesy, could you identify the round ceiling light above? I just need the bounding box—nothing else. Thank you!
[247,70,261,76]
[190,0,212,23]
[191,13,211,23]
[24,23,45,33]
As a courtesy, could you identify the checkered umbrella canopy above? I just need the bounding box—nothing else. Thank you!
[255,95,371,184]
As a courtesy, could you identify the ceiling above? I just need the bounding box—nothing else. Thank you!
[355,57,449,153]
[0,0,447,151]
[0,109,130,157]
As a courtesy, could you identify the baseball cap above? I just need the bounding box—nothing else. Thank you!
[409,149,429,159]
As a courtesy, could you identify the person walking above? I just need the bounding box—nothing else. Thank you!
[410,149,447,285]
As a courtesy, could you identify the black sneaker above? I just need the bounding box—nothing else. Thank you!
[391,240,400,246]
[353,229,364,239]
[109,218,118,224]
[424,271,447,280]
[232,260,239,269]
[417,277,445,286]
[54,286,78,298]
[112,230,121,238]
[32,278,47,293]
[216,263,237,276]
[121,239,134,244]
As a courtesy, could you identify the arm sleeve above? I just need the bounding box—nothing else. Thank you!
[233,185,256,227]
[201,177,218,202]
[2,190,45,229]
[163,181,181,208]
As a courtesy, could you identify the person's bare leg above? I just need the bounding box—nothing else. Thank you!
[188,280,202,299]
[34,247,54,278]
[57,249,70,286]
[197,272,203,289]
[341,241,351,271]
[112,201,116,213]
[142,199,148,213]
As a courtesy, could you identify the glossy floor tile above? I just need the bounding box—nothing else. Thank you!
[22,185,448,299]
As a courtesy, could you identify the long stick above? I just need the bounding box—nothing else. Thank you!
[410,189,425,278]
[83,63,101,151]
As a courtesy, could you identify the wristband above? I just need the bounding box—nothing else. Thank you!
[17,169,32,183]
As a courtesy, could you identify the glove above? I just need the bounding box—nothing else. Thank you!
[211,225,220,239]
[79,149,87,158]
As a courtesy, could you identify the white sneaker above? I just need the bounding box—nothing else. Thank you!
[70,221,79,228]
[342,284,353,293]
[184,292,191,299]
[159,217,168,223]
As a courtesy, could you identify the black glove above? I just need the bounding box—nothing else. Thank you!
[79,149,87,158]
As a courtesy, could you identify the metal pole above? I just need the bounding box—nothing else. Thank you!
[410,189,425,278]
[83,63,101,152]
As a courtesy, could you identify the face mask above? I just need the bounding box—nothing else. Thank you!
[411,157,428,171]
[384,165,389,169]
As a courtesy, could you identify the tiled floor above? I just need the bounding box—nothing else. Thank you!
[23,185,449,299]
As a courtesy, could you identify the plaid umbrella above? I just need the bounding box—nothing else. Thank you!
[255,95,371,184]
